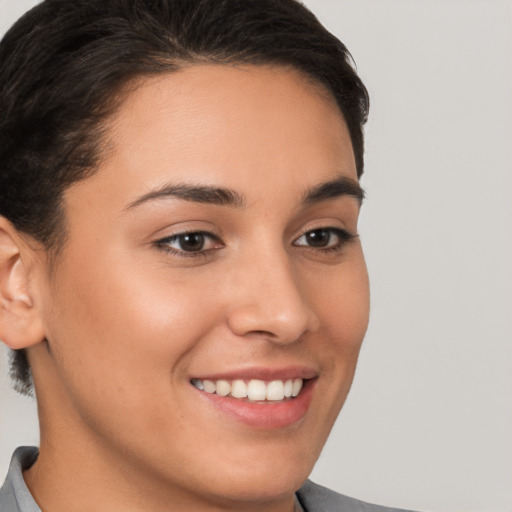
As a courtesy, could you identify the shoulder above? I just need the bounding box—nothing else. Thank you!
[296,480,418,512]
[0,447,40,512]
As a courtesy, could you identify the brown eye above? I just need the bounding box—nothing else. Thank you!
[304,229,331,247]
[294,227,356,251]
[176,233,205,252]
[156,231,223,257]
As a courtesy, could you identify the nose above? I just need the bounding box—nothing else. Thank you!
[226,250,320,344]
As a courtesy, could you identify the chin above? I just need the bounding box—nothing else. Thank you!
[202,469,308,506]
[199,445,315,503]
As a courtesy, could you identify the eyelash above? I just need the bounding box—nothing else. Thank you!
[154,227,357,259]
[293,227,357,254]
[154,231,222,259]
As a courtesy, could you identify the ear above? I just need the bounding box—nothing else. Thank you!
[0,217,46,349]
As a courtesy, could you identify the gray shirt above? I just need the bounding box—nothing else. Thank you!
[0,447,416,512]
[0,447,39,512]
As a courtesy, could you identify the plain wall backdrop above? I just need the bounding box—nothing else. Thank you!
[1,1,511,511]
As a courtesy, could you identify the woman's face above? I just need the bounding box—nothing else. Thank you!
[32,65,369,507]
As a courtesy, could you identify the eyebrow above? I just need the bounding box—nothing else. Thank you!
[126,183,246,210]
[302,176,365,205]
[126,175,364,210]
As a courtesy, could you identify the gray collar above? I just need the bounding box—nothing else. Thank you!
[0,446,40,512]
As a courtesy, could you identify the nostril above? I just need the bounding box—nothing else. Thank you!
[226,276,318,342]
[248,330,275,338]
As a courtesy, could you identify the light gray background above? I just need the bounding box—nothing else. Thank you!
[1,1,511,511]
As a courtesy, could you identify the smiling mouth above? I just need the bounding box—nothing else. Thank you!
[191,378,304,402]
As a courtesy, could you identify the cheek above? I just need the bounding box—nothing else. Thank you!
[43,253,221,409]
[309,251,370,350]
[307,250,370,408]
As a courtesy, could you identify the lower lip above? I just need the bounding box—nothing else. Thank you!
[194,379,316,429]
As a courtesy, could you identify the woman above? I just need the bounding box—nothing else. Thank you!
[0,1,413,511]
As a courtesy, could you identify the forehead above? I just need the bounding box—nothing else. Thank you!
[66,64,356,213]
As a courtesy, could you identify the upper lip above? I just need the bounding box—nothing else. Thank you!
[190,366,318,382]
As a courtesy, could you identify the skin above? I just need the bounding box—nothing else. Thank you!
[2,65,369,512]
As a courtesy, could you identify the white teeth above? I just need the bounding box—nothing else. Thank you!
[291,378,303,397]
[247,379,267,401]
[192,377,305,401]
[266,380,285,401]
[216,379,231,396]
[231,379,248,398]
[284,379,293,398]
[202,379,216,393]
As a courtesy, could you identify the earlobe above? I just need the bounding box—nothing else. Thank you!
[0,217,45,350]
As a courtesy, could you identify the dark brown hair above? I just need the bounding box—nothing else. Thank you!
[0,0,369,395]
